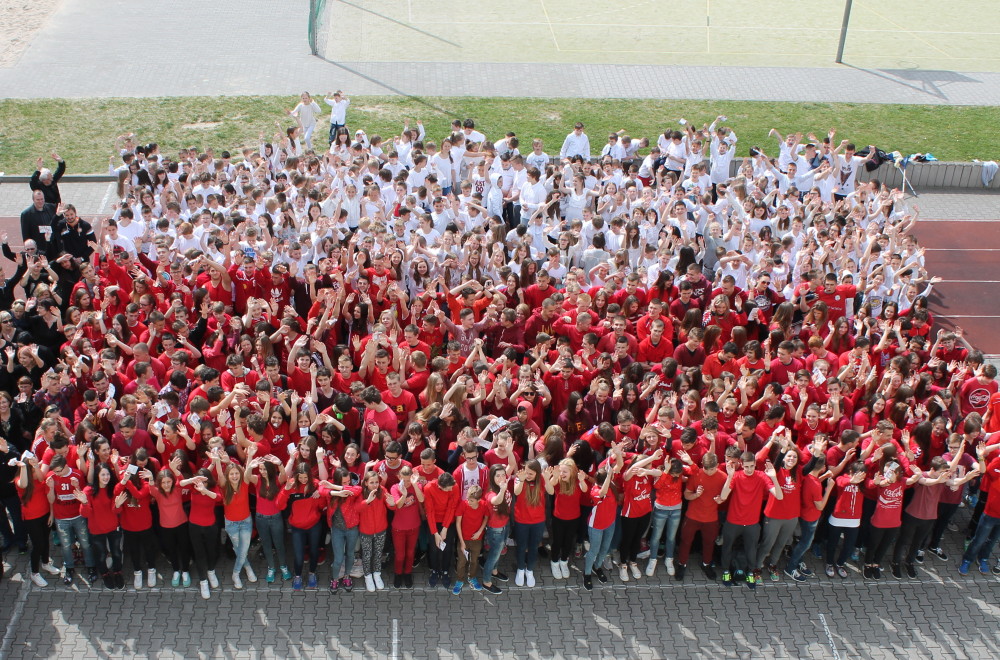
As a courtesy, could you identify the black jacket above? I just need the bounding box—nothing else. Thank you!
[29,159,66,204]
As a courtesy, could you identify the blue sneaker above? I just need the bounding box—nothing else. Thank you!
[429,571,438,587]
[280,566,292,581]
[979,559,990,575]
[293,575,303,590]
[266,568,276,584]
[959,560,970,576]
[451,580,463,595]
[469,577,482,591]
[307,573,318,589]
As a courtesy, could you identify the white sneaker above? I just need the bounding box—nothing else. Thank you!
[373,572,384,590]
[645,558,658,577]
[619,564,629,582]
[244,564,257,583]
[665,558,675,576]
[525,570,535,587]
[364,574,375,592]
[147,568,156,588]
[31,572,48,587]
[630,562,641,579]
[350,558,364,578]
[559,560,570,579]
[603,556,613,571]
[133,571,143,589]
[199,580,210,600]
[41,562,61,576]
[637,548,651,560]
[515,569,525,586]
[207,570,219,589]
[232,571,243,590]
[551,561,562,579]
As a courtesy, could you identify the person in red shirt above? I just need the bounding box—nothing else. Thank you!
[958,366,999,418]
[387,466,424,588]
[754,447,804,581]
[424,472,460,587]
[646,458,688,578]
[814,272,857,322]
[116,459,157,589]
[583,459,620,590]
[278,462,329,590]
[960,446,1000,574]
[825,461,867,578]
[637,319,674,365]
[512,459,548,587]
[677,452,728,581]
[703,342,740,382]
[16,455,61,587]
[381,373,418,436]
[717,451,782,588]
[182,467,222,598]
[453,484,490,593]
[618,450,663,580]
[544,458,588,581]
[47,454,97,585]
[355,470,390,592]
[80,462,124,590]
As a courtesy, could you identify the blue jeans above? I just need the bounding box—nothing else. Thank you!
[55,516,93,569]
[90,529,123,572]
[290,522,322,577]
[514,521,546,571]
[255,512,287,571]
[787,519,819,569]
[224,516,252,574]
[330,525,359,580]
[585,523,616,575]
[482,526,507,583]
[963,513,1000,563]
[647,506,682,560]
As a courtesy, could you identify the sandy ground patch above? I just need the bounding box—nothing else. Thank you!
[0,0,60,67]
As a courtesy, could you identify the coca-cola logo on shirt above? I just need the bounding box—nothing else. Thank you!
[969,388,991,408]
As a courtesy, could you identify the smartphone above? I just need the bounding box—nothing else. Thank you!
[288,442,297,455]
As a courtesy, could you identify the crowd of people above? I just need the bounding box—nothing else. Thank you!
[2,94,1000,602]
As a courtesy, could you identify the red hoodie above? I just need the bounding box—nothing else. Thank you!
[276,481,329,529]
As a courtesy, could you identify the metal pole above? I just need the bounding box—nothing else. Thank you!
[835,0,854,63]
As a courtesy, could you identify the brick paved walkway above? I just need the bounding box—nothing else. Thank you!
[3,0,1000,104]
[0,505,997,660]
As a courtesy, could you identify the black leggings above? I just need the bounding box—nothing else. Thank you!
[894,514,934,565]
[865,526,899,565]
[159,523,191,573]
[550,516,579,562]
[929,502,960,549]
[25,516,51,574]
[123,528,158,572]
[188,523,219,581]
[619,513,651,564]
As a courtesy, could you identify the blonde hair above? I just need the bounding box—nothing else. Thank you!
[558,458,580,496]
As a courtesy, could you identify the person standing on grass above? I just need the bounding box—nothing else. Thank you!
[288,93,322,151]
[30,152,66,204]
[560,123,591,161]
[325,91,350,145]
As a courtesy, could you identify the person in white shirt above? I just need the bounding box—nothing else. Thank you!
[831,140,877,199]
[288,92,322,150]
[600,134,626,160]
[768,128,803,171]
[559,123,591,161]
[324,91,350,145]
[519,167,547,225]
[525,139,550,171]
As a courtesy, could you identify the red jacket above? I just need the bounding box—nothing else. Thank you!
[423,481,460,534]
[115,480,153,532]
[356,487,390,535]
[326,485,362,529]
[277,482,329,529]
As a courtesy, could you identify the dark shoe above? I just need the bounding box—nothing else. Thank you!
[493,570,508,582]
[62,570,74,586]
[583,575,593,591]
[393,574,402,589]
[113,572,125,590]
[594,567,608,584]
[913,550,924,565]
[703,563,717,580]
[872,566,881,580]
[87,569,99,584]
[429,571,438,587]
[484,582,502,594]
[403,574,413,588]
[891,563,902,579]
[412,550,425,570]
[101,572,114,589]
[675,563,686,581]
[746,572,757,590]
[905,563,917,579]
[863,566,872,580]
[929,547,949,562]
[342,577,354,592]
[722,571,733,586]
[329,578,339,593]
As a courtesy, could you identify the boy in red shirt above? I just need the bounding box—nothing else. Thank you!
[453,485,490,593]
[717,451,781,589]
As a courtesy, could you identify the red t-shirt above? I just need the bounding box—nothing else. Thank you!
[189,488,222,526]
[869,480,906,528]
[17,478,51,520]
[799,474,824,523]
[552,486,584,521]
[513,481,546,524]
[588,483,617,530]
[684,467,727,523]
[47,469,84,520]
[763,468,800,520]
[832,475,864,520]
[621,473,653,518]
[456,499,490,540]
[726,470,770,526]
[223,483,252,522]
